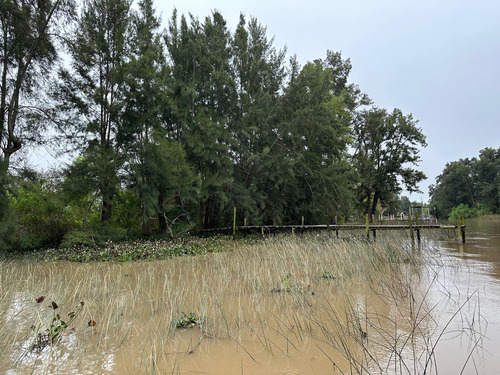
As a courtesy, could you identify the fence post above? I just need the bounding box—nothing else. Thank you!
[460,217,466,243]
[408,213,414,241]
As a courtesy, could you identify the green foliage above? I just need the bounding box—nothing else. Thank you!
[60,224,127,249]
[173,312,204,329]
[352,108,427,219]
[33,236,228,262]
[2,7,429,248]
[31,299,86,352]
[10,179,75,249]
[448,203,489,221]
[430,147,500,217]
[0,0,75,170]
[110,190,142,234]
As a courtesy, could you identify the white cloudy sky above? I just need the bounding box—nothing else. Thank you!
[156,0,500,202]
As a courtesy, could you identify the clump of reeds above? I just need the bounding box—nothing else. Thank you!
[0,233,483,374]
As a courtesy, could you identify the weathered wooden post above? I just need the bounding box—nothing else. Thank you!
[459,217,466,243]
[365,214,370,239]
[408,213,414,241]
[415,211,420,242]
[244,218,247,227]
[301,216,304,226]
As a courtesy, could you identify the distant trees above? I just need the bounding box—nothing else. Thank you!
[352,108,427,220]
[1,3,430,250]
[430,147,500,218]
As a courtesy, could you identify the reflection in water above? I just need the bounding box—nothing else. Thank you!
[0,221,499,374]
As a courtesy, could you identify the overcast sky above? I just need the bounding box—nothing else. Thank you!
[155,0,500,202]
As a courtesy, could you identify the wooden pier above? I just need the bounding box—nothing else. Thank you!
[202,223,467,243]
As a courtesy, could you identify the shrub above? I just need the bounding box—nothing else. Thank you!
[448,203,489,220]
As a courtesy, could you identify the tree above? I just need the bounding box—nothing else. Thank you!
[120,0,168,235]
[474,147,500,212]
[228,14,287,225]
[0,0,75,229]
[165,11,235,229]
[429,159,476,218]
[280,53,355,224]
[0,0,75,170]
[352,107,427,220]
[55,0,131,223]
[430,147,500,217]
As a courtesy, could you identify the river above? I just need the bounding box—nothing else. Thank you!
[0,216,499,374]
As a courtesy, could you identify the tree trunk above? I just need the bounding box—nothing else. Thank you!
[157,190,167,233]
[365,191,372,218]
[370,191,380,222]
[141,202,152,236]
[101,188,114,223]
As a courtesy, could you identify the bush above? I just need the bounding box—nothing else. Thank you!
[60,224,127,248]
[448,203,489,221]
[10,181,76,249]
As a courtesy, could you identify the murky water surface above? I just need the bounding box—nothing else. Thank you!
[1,216,499,374]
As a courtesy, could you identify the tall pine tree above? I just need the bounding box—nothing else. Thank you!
[56,0,130,223]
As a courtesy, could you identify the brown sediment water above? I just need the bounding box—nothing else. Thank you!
[0,217,499,374]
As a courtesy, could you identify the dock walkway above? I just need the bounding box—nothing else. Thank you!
[202,223,467,243]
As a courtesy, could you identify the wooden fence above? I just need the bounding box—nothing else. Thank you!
[202,212,467,243]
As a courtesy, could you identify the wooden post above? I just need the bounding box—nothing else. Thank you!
[301,216,304,226]
[416,228,421,242]
[244,218,247,227]
[233,207,236,236]
[365,214,370,239]
[408,213,414,241]
[460,217,466,243]
[415,212,419,225]
[261,227,264,236]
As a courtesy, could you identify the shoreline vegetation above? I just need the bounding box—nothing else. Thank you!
[0,232,482,374]
[0,227,460,263]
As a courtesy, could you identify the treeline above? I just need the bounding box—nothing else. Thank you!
[430,147,500,219]
[0,0,427,250]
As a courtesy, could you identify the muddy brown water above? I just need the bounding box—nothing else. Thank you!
[1,216,499,374]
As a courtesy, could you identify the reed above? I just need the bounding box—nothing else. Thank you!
[0,234,483,374]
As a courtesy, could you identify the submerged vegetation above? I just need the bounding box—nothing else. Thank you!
[0,233,483,374]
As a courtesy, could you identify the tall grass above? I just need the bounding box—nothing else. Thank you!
[0,232,483,374]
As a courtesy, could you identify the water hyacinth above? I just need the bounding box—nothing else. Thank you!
[21,236,231,262]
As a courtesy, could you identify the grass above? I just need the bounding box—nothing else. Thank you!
[0,231,484,374]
